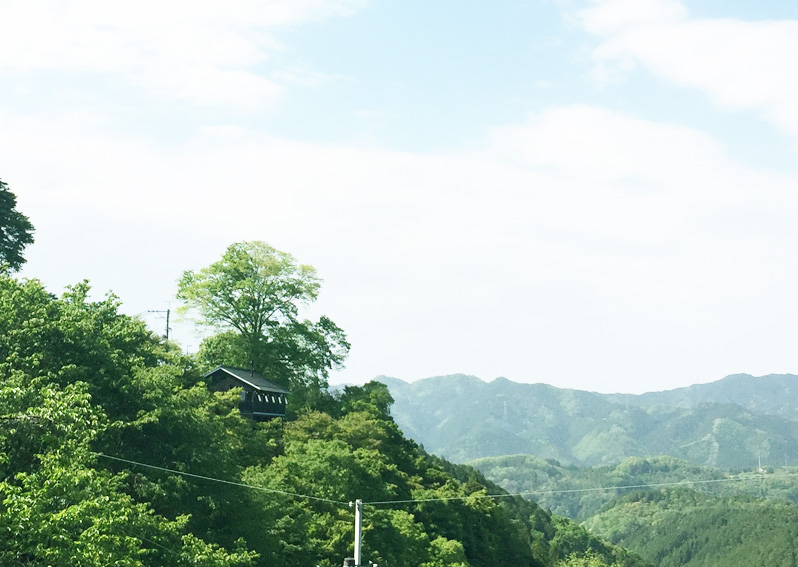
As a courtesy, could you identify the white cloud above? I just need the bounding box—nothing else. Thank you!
[480,105,765,246]
[576,0,798,139]
[0,0,367,107]
[4,102,798,393]
[577,0,687,35]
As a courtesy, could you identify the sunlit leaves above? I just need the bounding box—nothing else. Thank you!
[177,241,319,338]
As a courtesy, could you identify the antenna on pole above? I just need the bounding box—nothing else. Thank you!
[147,306,171,341]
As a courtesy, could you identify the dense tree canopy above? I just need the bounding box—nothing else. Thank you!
[178,241,349,393]
[0,179,35,272]
[585,488,798,567]
[0,276,259,566]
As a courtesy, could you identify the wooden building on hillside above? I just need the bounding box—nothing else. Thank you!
[204,365,290,421]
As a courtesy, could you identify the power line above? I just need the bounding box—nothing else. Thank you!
[93,452,350,506]
[368,493,503,506]
[367,472,798,506]
[116,524,178,556]
[93,451,798,509]
[92,450,798,567]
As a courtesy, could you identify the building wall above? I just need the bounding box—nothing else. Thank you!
[209,370,287,420]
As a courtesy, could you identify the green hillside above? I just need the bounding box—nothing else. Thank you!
[584,489,798,567]
[383,374,798,468]
[0,267,648,567]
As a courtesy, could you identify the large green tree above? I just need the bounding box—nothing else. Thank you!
[0,179,35,272]
[177,241,349,393]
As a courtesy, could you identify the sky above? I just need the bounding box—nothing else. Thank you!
[2,0,798,394]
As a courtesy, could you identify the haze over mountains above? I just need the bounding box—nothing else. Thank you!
[380,373,798,468]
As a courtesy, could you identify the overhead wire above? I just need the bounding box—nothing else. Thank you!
[116,524,178,557]
[368,471,798,506]
[93,452,350,506]
[93,451,798,508]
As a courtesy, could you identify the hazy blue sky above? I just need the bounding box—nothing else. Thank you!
[3,0,798,393]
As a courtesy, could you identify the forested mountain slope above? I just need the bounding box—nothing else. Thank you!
[0,273,649,567]
[583,488,798,567]
[606,373,798,420]
[382,374,798,467]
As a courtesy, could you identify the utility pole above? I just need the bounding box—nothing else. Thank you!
[353,499,363,567]
[344,499,375,567]
[147,308,171,341]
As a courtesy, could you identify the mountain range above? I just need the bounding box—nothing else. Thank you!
[379,373,798,468]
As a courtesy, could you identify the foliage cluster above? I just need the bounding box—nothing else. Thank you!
[0,276,258,567]
[0,179,34,272]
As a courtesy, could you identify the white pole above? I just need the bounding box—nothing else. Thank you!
[354,499,363,567]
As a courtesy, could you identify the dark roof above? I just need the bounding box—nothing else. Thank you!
[204,365,291,394]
